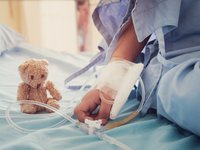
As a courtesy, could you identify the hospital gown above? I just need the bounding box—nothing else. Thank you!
[92,0,200,136]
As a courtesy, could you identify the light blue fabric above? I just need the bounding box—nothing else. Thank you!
[93,0,181,63]
[93,0,200,136]
[92,0,132,64]
[157,57,200,136]
[143,0,200,136]
[97,0,129,43]
[132,0,181,42]
[0,44,200,150]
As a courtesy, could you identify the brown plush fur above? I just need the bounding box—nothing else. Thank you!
[17,59,62,113]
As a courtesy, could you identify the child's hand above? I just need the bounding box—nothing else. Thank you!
[74,19,148,125]
[74,89,112,125]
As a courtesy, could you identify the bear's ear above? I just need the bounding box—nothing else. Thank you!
[18,62,29,73]
[40,59,48,66]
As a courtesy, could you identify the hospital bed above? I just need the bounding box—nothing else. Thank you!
[0,26,200,150]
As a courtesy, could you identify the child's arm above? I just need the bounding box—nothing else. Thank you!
[74,20,149,124]
[111,20,148,61]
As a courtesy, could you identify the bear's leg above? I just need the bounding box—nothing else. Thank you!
[46,98,60,113]
[21,104,37,114]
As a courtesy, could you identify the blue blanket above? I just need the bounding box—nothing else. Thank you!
[0,44,199,150]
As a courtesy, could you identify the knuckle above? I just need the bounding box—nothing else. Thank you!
[74,106,79,116]
[74,106,85,122]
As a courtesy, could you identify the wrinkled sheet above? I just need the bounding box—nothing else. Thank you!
[0,44,199,150]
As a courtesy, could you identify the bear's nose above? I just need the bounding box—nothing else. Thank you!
[37,84,41,88]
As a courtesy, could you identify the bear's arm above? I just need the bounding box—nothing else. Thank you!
[46,80,62,100]
[17,83,30,100]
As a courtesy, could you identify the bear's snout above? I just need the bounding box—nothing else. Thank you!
[37,84,41,88]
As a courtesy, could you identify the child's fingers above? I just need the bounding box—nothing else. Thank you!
[95,101,113,125]
[74,106,88,122]
[74,89,100,122]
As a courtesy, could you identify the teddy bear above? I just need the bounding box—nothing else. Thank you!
[17,58,62,113]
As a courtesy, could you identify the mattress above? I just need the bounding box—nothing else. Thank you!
[0,44,199,150]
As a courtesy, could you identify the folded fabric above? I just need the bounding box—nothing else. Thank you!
[0,24,25,55]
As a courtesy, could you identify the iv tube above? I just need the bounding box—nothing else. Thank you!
[137,77,145,112]
[5,70,99,133]
[104,76,145,130]
[6,100,132,150]
[5,100,76,133]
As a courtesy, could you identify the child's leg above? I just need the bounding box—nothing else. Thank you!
[157,58,200,136]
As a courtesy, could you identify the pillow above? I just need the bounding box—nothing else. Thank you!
[0,24,25,55]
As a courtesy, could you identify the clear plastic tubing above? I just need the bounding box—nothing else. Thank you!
[137,76,145,112]
[6,100,132,150]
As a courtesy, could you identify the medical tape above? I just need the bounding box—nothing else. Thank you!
[99,91,114,105]
[104,76,146,130]
[65,55,146,130]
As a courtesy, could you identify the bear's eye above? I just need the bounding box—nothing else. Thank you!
[31,75,34,80]
[41,74,45,78]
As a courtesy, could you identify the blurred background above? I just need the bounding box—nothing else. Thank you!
[0,0,102,53]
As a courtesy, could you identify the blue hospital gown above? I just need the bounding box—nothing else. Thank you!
[93,0,200,136]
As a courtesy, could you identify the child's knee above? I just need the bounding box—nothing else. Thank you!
[157,59,200,135]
